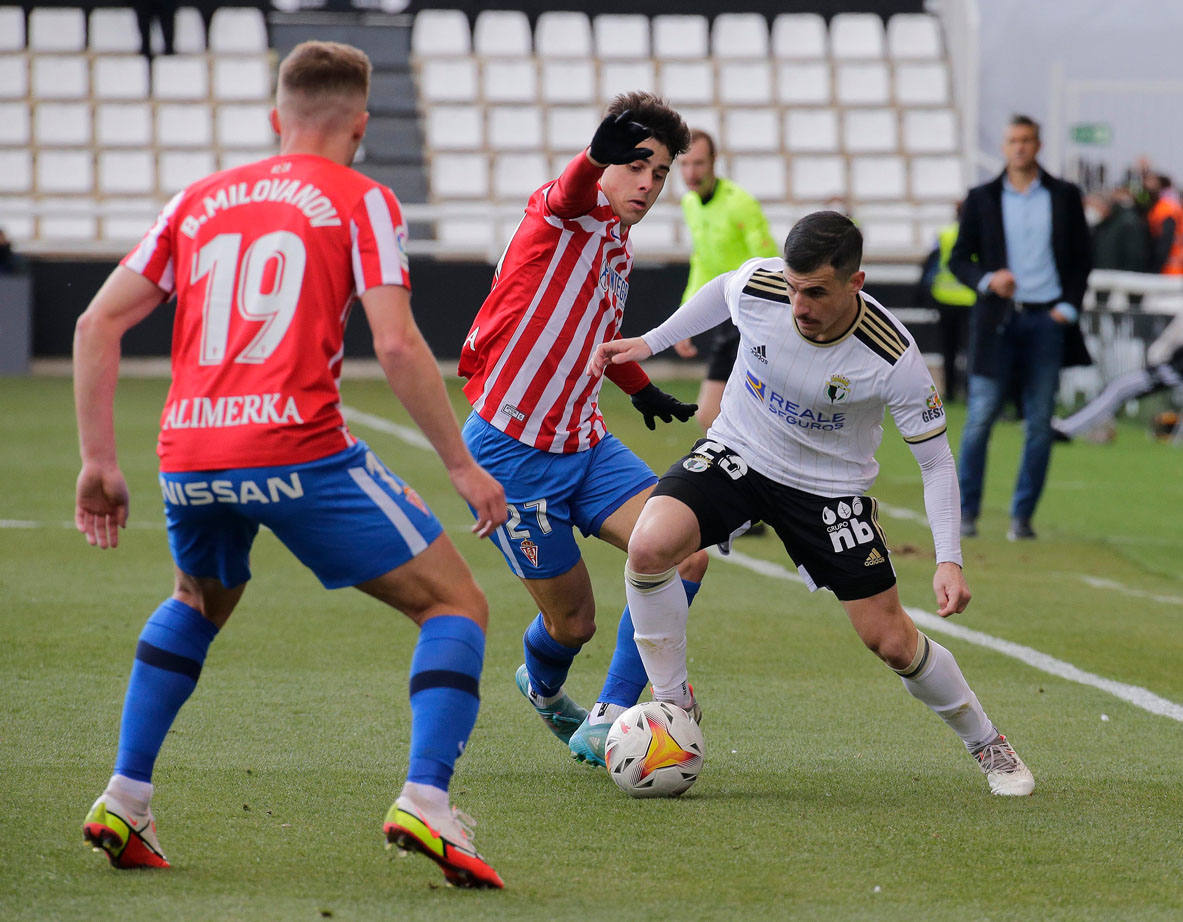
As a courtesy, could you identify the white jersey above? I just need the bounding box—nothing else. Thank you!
[649,257,948,497]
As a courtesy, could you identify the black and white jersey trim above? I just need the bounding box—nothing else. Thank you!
[742,268,791,305]
[853,298,910,365]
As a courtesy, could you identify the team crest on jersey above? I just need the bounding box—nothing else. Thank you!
[520,539,539,567]
[403,486,428,515]
[926,386,943,412]
[682,455,711,473]
[825,373,851,403]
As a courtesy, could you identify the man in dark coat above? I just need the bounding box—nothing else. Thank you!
[949,114,1092,540]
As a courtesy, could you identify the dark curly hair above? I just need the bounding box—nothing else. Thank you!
[604,92,691,158]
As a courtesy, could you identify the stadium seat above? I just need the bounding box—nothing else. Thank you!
[592,14,649,59]
[860,217,915,250]
[599,60,655,103]
[677,105,720,139]
[158,149,216,192]
[424,105,484,150]
[886,13,942,59]
[89,8,141,53]
[152,55,210,101]
[28,7,85,53]
[33,101,91,145]
[417,59,478,103]
[721,107,778,153]
[652,14,708,59]
[785,109,839,153]
[894,62,950,105]
[36,149,93,193]
[98,150,155,194]
[481,59,538,104]
[535,11,592,57]
[156,103,212,148]
[790,155,846,200]
[546,106,598,153]
[539,59,596,104]
[850,155,906,200]
[910,155,964,199]
[711,13,768,59]
[549,152,579,177]
[473,10,531,57]
[626,214,678,251]
[214,104,274,149]
[834,62,890,105]
[95,102,153,147]
[717,60,773,106]
[730,153,787,200]
[771,13,827,59]
[92,56,149,100]
[843,109,899,153]
[212,57,272,101]
[0,150,32,192]
[0,54,26,98]
[487,106,544,151]
[657,61,713,106]
[437,214,496,251]
[411,8,471,56]
[0,100,28,144]
[775,61,830,105]
[39,205,97,240]
[32,55,89,99]
[0,197,34,238]
[829,13,885,59]
[101,198,158,240]
[218,149,275,171]
[208,7,267,54]
[0,7,25,51]
[902,109,957,153]
[173,7,206,55]
[492,152,548,200]
[430,153,489,199]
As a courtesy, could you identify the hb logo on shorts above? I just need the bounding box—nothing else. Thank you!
[821,497,875,553]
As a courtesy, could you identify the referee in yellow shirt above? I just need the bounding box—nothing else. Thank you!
[673,130,778,430]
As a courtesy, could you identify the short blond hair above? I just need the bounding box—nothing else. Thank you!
[277,41,371,123]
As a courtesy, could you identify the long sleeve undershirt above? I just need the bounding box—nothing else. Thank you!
[909,432,963,567]
[643,273,733,355]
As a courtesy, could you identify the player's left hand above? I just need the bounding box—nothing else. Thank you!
[75,462,130,549]
[630,384,698,431]
[933,561,971,617]
[588,110,653,166]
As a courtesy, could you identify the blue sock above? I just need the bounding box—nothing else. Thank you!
[114,599,219,783]
[523,614,580,698]
[598,579,701,707]
[407,615,485,791]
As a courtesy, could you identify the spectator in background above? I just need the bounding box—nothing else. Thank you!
[134,0,177,58]
[0,227,25,274]
[949,114,1092,541]
[1145,174,1183,275]
[672,129,779,431]
[1090,187,1150,274]
[917,201,976,401]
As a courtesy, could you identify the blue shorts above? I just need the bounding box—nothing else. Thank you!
[462,413,657,579]
[159,441,445,590]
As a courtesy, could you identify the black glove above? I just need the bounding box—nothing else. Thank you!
[630,384,698,430]
[589,110,653,166]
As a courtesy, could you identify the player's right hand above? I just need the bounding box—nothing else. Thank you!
[75,462,130,549]
[588,110,653,166]
[588,336,653,376]
[450,463,507,539]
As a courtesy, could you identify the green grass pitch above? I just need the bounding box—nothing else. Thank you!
[2,374,1181,920]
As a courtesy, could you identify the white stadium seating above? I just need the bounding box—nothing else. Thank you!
[771,13,828,59]
[593,14,649,59]
[535,11,593,58]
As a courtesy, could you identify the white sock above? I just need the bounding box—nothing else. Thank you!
[588,702,626,727]
[107,774,153,816]
[399,781,449,814]
[896,634,996,751]
[625,564,692,708]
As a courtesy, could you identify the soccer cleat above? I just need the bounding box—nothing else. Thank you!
[514,664,588,744]
[383,795,503,889]
[974,734,1035,796]
[569,702,626,767]
[83,793,170,869]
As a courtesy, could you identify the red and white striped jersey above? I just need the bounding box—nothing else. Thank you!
[459,155,641,453]
[122,153,411,472]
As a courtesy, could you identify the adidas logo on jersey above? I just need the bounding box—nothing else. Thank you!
[751,344,768,364]
[864,548,886,567]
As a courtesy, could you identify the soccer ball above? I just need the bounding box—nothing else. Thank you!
[604,701,705,798]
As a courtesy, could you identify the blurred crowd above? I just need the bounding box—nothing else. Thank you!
[1086,158,1183,275]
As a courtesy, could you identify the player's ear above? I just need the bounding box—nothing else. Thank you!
[352,110,369,142]
[269,107,281,137]
[848,269,866,293]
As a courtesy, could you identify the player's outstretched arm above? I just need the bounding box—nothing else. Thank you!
[588,336,653,376]
[361,285,506,538]
[73,266,167,548]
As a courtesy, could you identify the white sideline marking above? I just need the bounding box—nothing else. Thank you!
[342,405,433,451]
[712,547,1183,723]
